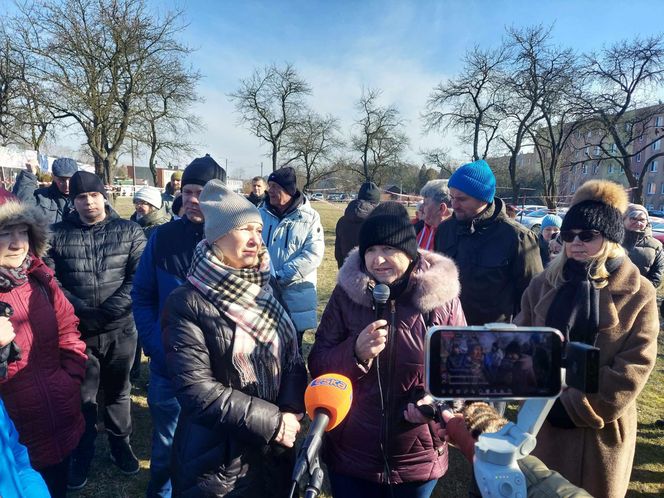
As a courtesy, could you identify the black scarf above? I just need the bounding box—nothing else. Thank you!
[545,257,623,428]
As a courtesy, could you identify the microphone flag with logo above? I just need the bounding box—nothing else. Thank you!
[292,374,353,485]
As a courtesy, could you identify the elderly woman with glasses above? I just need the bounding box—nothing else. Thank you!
[621,203,664,288]
[514,180,659,498]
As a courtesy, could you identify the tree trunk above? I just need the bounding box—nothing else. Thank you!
[149,149,158,185]
[272,143,278,172]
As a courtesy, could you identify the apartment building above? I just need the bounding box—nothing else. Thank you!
[558,104,664,209]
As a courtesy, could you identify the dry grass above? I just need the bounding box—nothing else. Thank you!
[75,197,663,497]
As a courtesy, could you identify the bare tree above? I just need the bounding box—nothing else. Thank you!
[421,147,456,177]
[350,88,408,184]
[529,55,586,208]
[131,60,202,184]
[230,63,311,172]
[497,25,569,203]
[423,46,507,161]
[282,110,342,191]
[0,24,24,146]
[575,35,664,203]
[13,0,193,183]
[0,20,55,151]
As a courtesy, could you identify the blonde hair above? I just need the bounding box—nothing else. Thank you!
[546,237,625,289]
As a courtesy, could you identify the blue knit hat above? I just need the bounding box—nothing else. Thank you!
[541,214,562,230]
[448,160,496,203]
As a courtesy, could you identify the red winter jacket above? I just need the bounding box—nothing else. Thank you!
[0,258,86,469]
[308,249,466,484]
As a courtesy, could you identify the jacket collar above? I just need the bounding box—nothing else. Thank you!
[337,248,460,312]
[265,191,305,219]
[454,197,507,234]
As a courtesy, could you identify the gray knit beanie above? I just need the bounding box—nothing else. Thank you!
[199,179,262,242]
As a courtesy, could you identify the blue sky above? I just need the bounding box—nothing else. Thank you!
[160,0,664,177]
[6,0,664,176]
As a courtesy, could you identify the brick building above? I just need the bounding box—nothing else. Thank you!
[558,104,664,209]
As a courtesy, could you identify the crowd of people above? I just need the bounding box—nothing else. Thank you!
[0,155,659,498]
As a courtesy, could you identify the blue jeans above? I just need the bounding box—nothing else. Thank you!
[146,372,181,498]
[328,472,438,498]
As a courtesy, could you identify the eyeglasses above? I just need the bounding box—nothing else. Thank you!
[559,230,601,243]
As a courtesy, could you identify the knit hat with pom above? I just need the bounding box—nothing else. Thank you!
[561,180,628,243]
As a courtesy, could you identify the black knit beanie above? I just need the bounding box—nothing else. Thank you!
[268,167,297,196]
[181,154,226,187]
[69,171,107,199]
[359,201,418,261]
[358,181,381,203]
[560,180,628,243]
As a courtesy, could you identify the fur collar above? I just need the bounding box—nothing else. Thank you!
[0,200,49,258]
[337,248,460,312]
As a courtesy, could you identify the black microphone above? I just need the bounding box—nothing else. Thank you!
[372,284,390,320]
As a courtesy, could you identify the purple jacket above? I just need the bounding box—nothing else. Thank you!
[308,249,466,484]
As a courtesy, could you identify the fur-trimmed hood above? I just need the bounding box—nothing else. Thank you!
[0,196,49,258]
[337,247,460,312]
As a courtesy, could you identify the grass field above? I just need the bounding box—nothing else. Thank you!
[74,196,663,497]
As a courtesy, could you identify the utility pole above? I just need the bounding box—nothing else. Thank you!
[260,161,264,177]
[131,137,136,191]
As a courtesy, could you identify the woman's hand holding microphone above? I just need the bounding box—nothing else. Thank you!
[354,319,388,366]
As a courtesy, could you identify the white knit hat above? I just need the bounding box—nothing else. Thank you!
[199,179,262,242]
[133,186,162,209]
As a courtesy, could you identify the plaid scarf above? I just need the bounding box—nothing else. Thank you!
[187,240,301,402]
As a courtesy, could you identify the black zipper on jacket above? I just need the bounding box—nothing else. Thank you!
[380,300,398,485]
[266,224,273,248]
[283,223,291,249]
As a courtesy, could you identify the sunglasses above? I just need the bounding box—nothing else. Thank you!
[559,230,601,243]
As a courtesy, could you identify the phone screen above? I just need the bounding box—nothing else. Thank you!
[426,327,562,399]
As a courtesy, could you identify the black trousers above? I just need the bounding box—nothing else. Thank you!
[39,455,71,498]
[72,327,137,465]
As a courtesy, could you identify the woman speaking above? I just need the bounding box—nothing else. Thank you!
[309,202,466,498]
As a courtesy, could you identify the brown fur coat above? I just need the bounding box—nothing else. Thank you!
[515,258,659,498]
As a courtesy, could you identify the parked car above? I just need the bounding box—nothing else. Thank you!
[518,208,568,232]
[310,193,324,201]
[648,216,664,243]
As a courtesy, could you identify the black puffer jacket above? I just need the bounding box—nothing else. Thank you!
[334,199,377,268]
[622,227,664,288]
[12,170,73,225]
[46,208,146,337]
[162,283,307,497]
[434,197,543,325]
